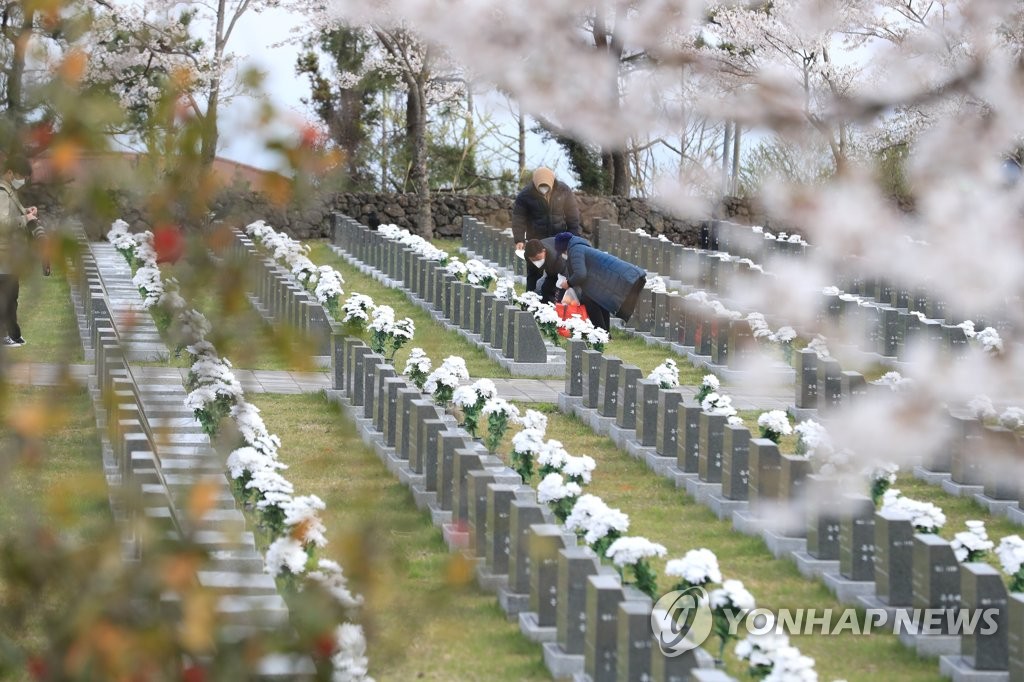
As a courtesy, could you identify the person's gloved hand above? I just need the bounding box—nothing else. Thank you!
[42,260,51,277]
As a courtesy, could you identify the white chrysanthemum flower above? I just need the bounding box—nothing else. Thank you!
[512,428,546,456]
[648,359,680,388]
[710,579,756,611]
[665,548,722,587]
[951,520,994,562]
[757,410,792,437]
[605,536,667,567]
[265,536,309,576]
[307,559,364,609]
[520,409,548,433]
[537,472,582,504]
[563,494,630,545]
[331,623,372,681]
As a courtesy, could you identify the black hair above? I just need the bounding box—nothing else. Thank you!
[524,239,546,258]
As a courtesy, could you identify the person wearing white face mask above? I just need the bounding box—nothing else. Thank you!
[523,236,579,304]
[511,166,581,253]
[0,154,48,348]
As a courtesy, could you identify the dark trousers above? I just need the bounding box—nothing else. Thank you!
[0,275,20,340]
[582,292,611,332]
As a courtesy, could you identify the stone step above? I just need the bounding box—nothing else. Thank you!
[216,594,290,627]
[198,570,279,595]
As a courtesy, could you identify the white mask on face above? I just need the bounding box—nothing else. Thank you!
[530,257,546,269]
[561,253,568,261]
[538,184,550,195]
[10,178,24,189]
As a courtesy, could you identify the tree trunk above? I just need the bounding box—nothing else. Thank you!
[732,123,742,194]
[722,121,733,195]
[5,7,34,136]
[407,79,432,236]
[611,149,629,196]
[518,104,526,180]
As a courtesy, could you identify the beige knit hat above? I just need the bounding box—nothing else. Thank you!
[532,167,555,191]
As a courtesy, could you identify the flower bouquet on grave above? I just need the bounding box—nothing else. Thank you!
[452,379,498,437]
[563,494,630,557]
[999,407,1024,434]
[665,548,722,593]
[537,439,569,478]
[996,535,1024,592]
[369,305,415,362]
[735,632,793,681]
[444,257,468,282]
[107,218,137,264]
[952,520,994,563]
[423,356,469,407]
[494,277,517,301]
[511,428,545,482]
[757,410,792,444]
[695,374,719,404]
[880,489,945,533]
[701,392,742,427]
[514,291,544,313]
[774,326,797,365]
[402,348,432,391]
[226,445,287,504]
[605,536,667,600]
[558,314,609,352]
[465,259,497,289]
[648,359,680,389]
[482,397,521,453]
[709,579,756,665]
[341,293,375,338]
[314,265,345,321]
[865,462,899,506]
[533,303,563,346]
[537,472,582,523]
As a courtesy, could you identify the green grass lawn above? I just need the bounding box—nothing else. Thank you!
[308,241,512,379]
[247,393,548,681]
[11,268,83,365]
[0,386,111,675]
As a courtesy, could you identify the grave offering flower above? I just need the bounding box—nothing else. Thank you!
[648,359,680,389]
[561,454,597,485]
[231,401,282,457]
[314,265,345,319]
[762,645,817,682]
[108,218,137,262]
[710,579,757,662]
[974,327,1004,355]
[402,348,432,390]
[645,276,668,293]
[537,439,570,477]
[494,277,516,301]
[757,410,792,444]
[307,559,363,609]
[701,392,737,419]
[537,472,582,522]
[368,304,416,361]
[520,409,548,433]
[482,397,521,453]
[876,371,912,392]
[999,407,1024,432]
[465,259,497,288]
[666,548,722,592]
[695,374,720,404]
[265,536,310,578]
[996,535,1024,592]
[282,494,328,549]
[533,303,562,344]
[445,257,468,280]
[563,494,630,556]
[331,623,372,682]
[794,420,831,457]
[866,462,899,506]
[967,395,997,421]
[452,378,498,437]
[880,489,946,533]
[951,520,994,563]
[605,536,667,599]
[185,356,244,436]
[423,355,469,406]
[807,335,830,359]
[342,293,375,329]
[515,291,544,313]
[510,428,545,482]
[558,314,608,351]
[226,446,286,501]
[735,632,792,681]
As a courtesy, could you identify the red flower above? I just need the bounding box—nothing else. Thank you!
[153,225,185,264]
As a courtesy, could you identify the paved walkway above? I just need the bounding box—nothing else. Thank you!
[5,362,789,408]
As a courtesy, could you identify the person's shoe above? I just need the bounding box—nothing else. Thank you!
[2,336,23,347]
[11,337,25,346]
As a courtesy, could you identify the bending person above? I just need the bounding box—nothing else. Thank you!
[523,237,565,304]
[553,231,646,332]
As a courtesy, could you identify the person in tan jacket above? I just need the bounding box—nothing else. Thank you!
[0,155,48,347]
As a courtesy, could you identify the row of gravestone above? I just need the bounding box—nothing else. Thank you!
[76,238,308,673]
[596,218,1017,366]
[710,220,808,263]
[331,333,736,682]
[461,216,528,280]
[328,213,562,375]
[229,229,333,357]
[559,340,1024,681]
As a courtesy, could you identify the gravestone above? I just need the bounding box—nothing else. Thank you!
[582,350,603,409]
[873,510,916,606]
[554,547,602,657]
[841,372,867,403]
[879,307,900,357]
[597,356,623,418]
[617,599,655,682]
[950,414,985,485]
[720,424,751,497]
[817,358,843,412]
[394,389,421,459]
[840,495,877,581]
[727,319,755,370]
[584,574,631,682]
[655,389,687,459]
[1008,593,1024,680]
[513,311,549,363]
[805,475,841,560]
[697,412,728,482]
[509,500,548,596]
[679,406,704,475]
[912,534,961,632]
[481,293,496,343]
[565,340,587,397]
[485,484,521,576]
[959,563,1009,671]
[747,439,782,509]
[634,380,662,447]
[528,524,569,628]
[795,349,818,410]
[710,314,731,366]
[615,366,643,430]
[779,454,811,507]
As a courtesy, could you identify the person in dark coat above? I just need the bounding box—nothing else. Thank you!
[511,167,581,251]
[553,231,646,332]
[523,236,569,304]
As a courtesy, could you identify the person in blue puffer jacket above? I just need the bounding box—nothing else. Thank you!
[553,231,646,332]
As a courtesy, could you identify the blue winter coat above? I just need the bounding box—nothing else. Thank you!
[562,236,647,321]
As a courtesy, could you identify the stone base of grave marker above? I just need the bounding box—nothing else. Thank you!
[972,493,1019,517]
[519,611,557,644]
[704,491,749,520]
[643,452,677,478]
[410,483,437,512]
[761,529,808,561]
[625,440,659,463]
[684,477,723,504]
[898,625,962,658]
[558,391,585,413]
[442,522,471,552]
[542,643,584,679]
[498,586,531,620]
[914,464,953,486]
[606,422,638,451]
[1006,506,1024,526]
[690,670,741,682]
[476,562,509,593]
[428,500,454,528]
[790,550,841,580]
[938,657,1009,682]
[731,510,767,538]
[941,478,986,498]
[822,571,877,604]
